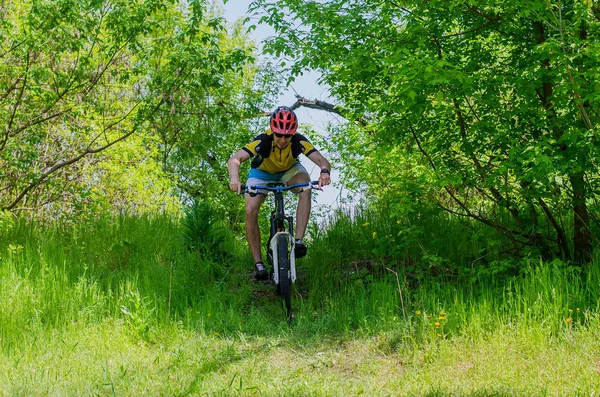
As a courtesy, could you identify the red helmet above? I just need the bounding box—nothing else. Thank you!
[270,106,298,135]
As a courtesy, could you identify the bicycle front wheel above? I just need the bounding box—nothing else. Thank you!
[277,234,292,321]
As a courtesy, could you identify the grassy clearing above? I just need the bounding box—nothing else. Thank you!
[1,209,600,395]
[1,320,599,396]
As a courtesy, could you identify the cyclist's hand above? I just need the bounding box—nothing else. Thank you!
[318,173,331,188]
[229,180,242,194]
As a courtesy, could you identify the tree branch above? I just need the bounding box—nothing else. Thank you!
[453,98,527,232]
[537,196,569,258]
[290,95,344,117]
[3,51,30,150]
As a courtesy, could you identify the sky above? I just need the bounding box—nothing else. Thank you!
[219,0,353,213]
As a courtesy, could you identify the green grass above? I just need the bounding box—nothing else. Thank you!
[1,320,599,396]
[1,209,600,395]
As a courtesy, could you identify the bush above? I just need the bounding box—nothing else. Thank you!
[182,200,236,260]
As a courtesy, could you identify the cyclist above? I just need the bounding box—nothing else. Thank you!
[227,106,331,280]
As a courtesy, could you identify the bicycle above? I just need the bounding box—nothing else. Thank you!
[243,181,320,322]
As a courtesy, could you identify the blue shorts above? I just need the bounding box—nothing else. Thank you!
[246,163,309,194]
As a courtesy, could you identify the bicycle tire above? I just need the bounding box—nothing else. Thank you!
[277,234,292,320]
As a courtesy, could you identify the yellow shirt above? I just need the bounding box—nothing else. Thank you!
[242,131,317,174]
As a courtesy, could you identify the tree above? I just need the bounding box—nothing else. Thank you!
[251,0,600,263]
[0,0,265,217]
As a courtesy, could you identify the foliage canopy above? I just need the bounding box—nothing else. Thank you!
[251,0,600,263]
[0,0,277,219]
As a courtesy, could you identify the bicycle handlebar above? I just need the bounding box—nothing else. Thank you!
[242,181,321,195]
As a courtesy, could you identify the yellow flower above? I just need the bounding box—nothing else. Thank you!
[435,322,440,327]
[440,312,447,316]
[415,311,421,315]
[372,231,377,239]
[208,313,211,317]
[437,334,442,338]
[565,317,573,323]
[362,222,369,227]
[569,309,573,313]
[438,316,446,321]
[576,308,580,311]
[396,220,401,224]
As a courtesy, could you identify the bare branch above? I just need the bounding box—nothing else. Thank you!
[290,95,344,117]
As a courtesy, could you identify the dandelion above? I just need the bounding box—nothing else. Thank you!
[565,318,573,323]
[438,316,446,321]
[435,322,440,327]
[437,334,442,338]
[415,311,421,315]
[576,308,580,312]
[440,311,447,316]
[362,222,370,227]
[372,231,377,239]
[569,309,573,313]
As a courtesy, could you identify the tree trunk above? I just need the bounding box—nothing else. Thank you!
[569,172,592,263]
[535,21,592,263]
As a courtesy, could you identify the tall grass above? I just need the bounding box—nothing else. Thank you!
[1,204,599,346]
[0,211,256,347]
[303,207,600,340]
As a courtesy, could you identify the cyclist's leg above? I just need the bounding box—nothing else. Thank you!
[285,166,311,240]
[245,193,267,263]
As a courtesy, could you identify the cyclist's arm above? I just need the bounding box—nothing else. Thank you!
[306,151,331,188]
[228,149,252,193]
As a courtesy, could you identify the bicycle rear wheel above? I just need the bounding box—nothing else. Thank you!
[277,234,292,321]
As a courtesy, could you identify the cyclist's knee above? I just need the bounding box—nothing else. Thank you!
[246,201,264,218]
[245,203,260,218]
